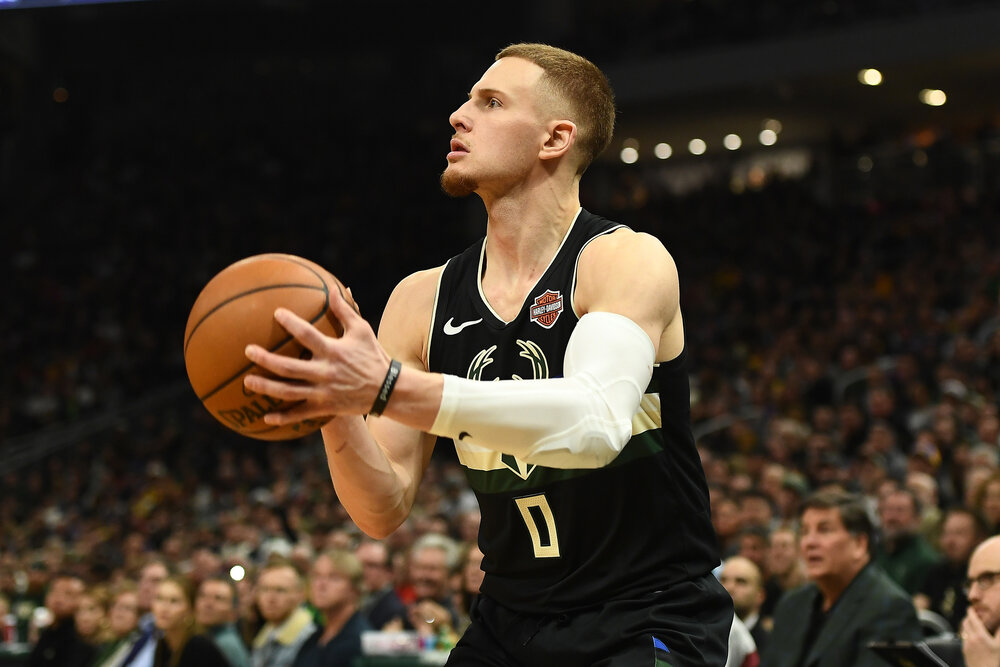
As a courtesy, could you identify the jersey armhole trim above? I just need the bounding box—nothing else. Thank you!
[426,262,448,370]
[570,223,628,318]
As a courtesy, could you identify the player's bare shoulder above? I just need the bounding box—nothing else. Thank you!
[377,266,445,369]
[576,228,679,309]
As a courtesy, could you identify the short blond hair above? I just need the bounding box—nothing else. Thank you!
[496,43,616,174]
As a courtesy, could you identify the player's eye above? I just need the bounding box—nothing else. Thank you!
[487,97,501,109]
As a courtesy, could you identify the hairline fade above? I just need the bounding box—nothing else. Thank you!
[495,42,616,175]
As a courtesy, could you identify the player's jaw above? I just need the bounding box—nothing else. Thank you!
[440,150,477,197]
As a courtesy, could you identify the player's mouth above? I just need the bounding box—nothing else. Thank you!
[447,138,469,161]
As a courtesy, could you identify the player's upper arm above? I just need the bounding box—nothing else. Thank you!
[364,266,443,499]
[574,229,681,359]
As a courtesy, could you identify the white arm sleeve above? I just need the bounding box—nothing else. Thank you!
[428,311,655,468]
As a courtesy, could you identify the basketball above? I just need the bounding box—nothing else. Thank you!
[183,253,352,441]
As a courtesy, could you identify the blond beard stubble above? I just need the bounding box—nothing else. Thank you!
[440,167,477,198]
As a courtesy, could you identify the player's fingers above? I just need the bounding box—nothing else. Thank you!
[242,373,313,400]
[244,346,318,381]
[329,285,365,329]
[345,286,362,315]
[272,308,334,352]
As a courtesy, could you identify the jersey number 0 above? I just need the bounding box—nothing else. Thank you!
[514,494,561,558]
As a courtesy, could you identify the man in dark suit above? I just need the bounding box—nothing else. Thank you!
[27,572,95,667]
[761,488,923,667]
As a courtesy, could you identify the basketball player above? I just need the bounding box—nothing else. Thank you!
[244,43,732,666]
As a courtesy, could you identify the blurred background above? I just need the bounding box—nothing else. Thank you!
[1,0,1000,658]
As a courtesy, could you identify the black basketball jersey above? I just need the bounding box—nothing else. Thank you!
[427,208,720,613]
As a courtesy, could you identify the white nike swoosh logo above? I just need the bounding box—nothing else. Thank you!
[443,317,483,335]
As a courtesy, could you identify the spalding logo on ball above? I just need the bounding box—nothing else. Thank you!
[183,253,355,441]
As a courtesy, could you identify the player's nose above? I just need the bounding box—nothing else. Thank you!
[449,100,472,132]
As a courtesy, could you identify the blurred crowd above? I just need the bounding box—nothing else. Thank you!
[566,0,995,59]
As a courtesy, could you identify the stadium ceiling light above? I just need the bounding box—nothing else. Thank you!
[654,142,673,159]
[688,138,707,155]
[723,134,742,150]
[919,89,947,106]
[858,68,883,86]
[620,146,639,164]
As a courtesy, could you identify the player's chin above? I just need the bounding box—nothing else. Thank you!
[440,168,476,198]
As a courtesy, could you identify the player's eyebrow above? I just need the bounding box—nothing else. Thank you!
[468,87,505,100]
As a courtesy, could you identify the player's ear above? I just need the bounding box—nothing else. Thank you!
[539,120,576,161]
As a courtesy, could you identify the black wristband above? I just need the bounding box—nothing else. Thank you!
[369,359,402,416]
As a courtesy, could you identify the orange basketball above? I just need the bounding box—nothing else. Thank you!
[183,253,352,441]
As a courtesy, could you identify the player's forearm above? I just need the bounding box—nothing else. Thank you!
[427,312,653,468]
[320,416,416,538]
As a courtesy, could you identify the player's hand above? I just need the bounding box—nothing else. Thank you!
[243,286,391,422]
[962,607,1000,667]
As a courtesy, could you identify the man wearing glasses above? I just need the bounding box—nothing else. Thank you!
[962,535,1000,666]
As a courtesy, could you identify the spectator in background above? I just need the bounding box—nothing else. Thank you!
[960,535,1000,667]
[228,560,261,649]
[719,556,771,654]
[120,556,170,667]
[713,495,743,557]
[758,464,787,510]
[777,473,809,523]
[194,575,251,667]
[292,550,370,667]
[400,534,461,634]
[455,509,482,546]
[762,489,922,667]
[187,548,224,589]
[150,575,229,667]
[453,543,485,635]
[91,582,141,667]
[354,539,406,630]
[0,592,10,632]
[74,584,110,648]
[972,472,1000,535]
[736,527,771,581]
[27,572,94,667]
[250,559,315,667]
[906,470,944,546]
[915,507,987,633]
[923,535,1000,666]
[738,489,780,533]
[875,487,942,595]
[761,526,806,619]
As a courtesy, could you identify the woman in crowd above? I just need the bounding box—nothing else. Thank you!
[75,584,110,649]
[151,575,229,667]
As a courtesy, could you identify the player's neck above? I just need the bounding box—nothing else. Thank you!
[481,185,580,279]
[478,200,577,322]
